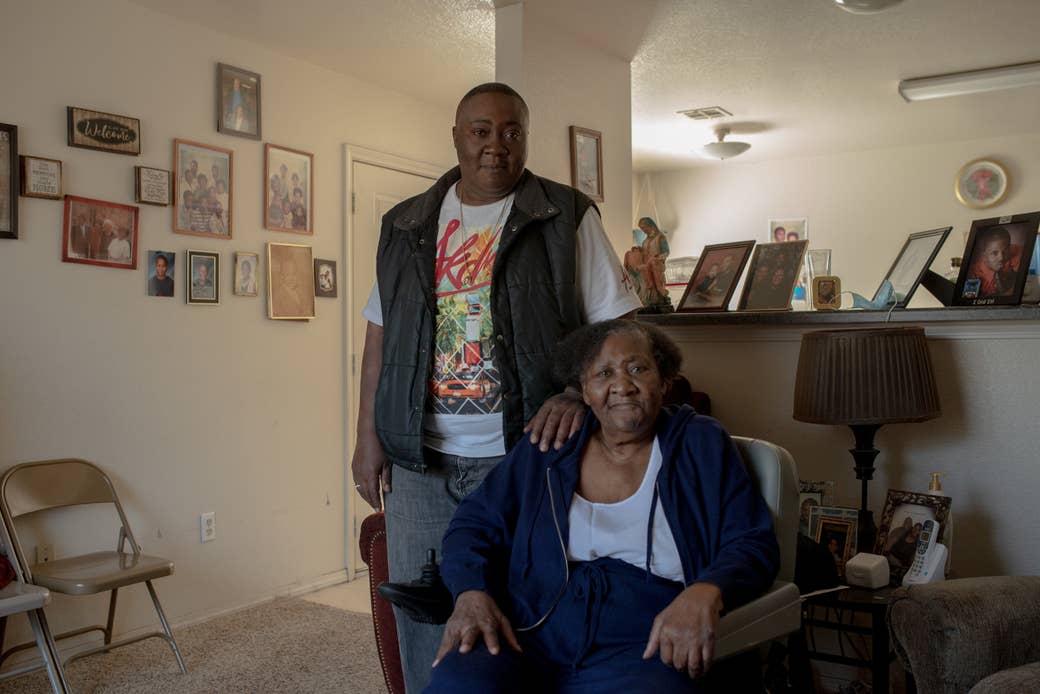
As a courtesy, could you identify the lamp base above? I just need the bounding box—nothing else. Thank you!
[858,508,877,555]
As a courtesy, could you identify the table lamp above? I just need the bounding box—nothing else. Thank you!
[792,327,941,553]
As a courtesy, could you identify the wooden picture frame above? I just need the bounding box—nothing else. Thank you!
[812,275,841,310]
[569,126,603,202]
[234,251,259,296]
[187,250,220,305]
[808,505,859,554]
[737,240,809,311]
[676,241,754,312]
[0,123,18,239]
[264,144,314,234]
[173,139,233,238]
[20,155,62,200]
[267,242,314,319]
[955,158,1009,209]
[874,489,952,583]
[135,166,172,206]
[798,479,834,536]
[874,227,952,307]
[217,63,261,140]
[953,212,1040,306]
[62,195,138,269]
[816,518,855,578]
[314,258,337,298]
[66,106,140,156]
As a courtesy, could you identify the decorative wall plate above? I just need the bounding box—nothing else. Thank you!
[955,158,1009,209]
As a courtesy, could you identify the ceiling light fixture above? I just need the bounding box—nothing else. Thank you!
[699,128,750,160]
[832,0,904,14]
[899,61,1040,102]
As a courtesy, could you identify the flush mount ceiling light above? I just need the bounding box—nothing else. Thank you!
[699,128,750,160]
[832,0,904,14]
[899,61,1040,102]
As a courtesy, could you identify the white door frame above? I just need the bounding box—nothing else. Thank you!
[343,144,447,579]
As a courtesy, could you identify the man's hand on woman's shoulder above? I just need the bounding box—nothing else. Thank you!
[523,388,586,452]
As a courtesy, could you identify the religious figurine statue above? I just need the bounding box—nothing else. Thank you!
[624,216,673,312]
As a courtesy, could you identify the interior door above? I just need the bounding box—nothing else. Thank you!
[348,157,439,577]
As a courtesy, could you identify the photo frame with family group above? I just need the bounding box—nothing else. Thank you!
[0,122,18,239]
[570,126,603,202]
[173,139,233,239]
[738,240,809,311]
[676,241,754,312]
[62,195,139,270]
[874,489,952,583]
[217,63,261,140]
[264,144,313,234]
[875,226,952,308]
[953,212,1040,307]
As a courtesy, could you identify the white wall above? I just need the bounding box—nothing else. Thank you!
[0,0,455,646]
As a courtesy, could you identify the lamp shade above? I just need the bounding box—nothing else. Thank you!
[793,327,940,426]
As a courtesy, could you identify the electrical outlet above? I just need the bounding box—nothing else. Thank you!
[35,544,53,564]
[200,512,216,543]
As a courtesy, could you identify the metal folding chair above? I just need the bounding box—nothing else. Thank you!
[0,459,186,678]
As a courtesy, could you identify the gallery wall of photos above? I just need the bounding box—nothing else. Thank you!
[1,63,338,320]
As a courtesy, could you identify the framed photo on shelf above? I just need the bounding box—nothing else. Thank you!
[569,126,603,202]
[675,240,754,312]
[66,107,140,156]
[875,226,952,308]
[147,251,176,298]
[267,242,314,319]
[135,166,172,206]
[955,158,1009,209]
[953,212,1040,307]
[0,123,18,239]
[62,195,138,269]
[217,63,261,140]
[812,275,841,310]
[816,518,855,578]
[874,489,952,583]
[314,258,337,298]
[264,144,313,234]
[767,218,807,244]
[798,479,834,536]
[187,250,220,305]
[808,505,859,554]
[738,240,809,311]
[173,139,233,238]
[234,251,259,296]
[20,155,62,200]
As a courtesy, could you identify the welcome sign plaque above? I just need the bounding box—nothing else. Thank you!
[67,106,141,156]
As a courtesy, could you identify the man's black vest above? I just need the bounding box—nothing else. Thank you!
[374,167,594,471]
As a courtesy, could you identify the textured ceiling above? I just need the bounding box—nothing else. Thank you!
[130,0,1040,173]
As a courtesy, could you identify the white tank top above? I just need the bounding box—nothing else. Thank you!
[566,437,685,583]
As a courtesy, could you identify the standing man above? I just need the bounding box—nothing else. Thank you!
[352,82,640,693]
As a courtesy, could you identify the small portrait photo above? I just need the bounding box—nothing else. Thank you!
[234,252,259,296]
[812,275,841,310]
[147,251,176,297]
[174,139,233,238]
[265,144,313,234]
[875,489,952,583]
[569,126,603,202]
[816,519,855,578]
[62,195,138,269]
[954,213,1040,306]
[314,258,337,298]
[187,250,220,305]
[267,242,314,319]
[217,63,261,140]
[767,218,808,244]
[676,241,754,312]
[798,480,833,536]
[738,240,809,311]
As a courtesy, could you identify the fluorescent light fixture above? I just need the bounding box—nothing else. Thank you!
[833,0,903,14]
[899,61,1040,102]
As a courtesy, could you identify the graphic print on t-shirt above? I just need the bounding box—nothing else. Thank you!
[429,208,505,415]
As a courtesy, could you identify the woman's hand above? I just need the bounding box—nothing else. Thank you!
[432,590,522,667]
[643,582,723,679]
[523,388,586,452]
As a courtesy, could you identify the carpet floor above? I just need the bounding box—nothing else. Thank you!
[0,598,387,693]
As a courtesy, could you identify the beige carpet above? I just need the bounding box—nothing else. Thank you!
[0,598,387,694]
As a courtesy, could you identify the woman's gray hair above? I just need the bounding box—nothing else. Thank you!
[553,319,682,388]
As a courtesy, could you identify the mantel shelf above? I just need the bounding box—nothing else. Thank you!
[637,305,1040,327]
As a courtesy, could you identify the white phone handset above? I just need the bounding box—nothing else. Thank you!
[902,519,947,586]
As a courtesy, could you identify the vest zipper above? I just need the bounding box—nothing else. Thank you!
[517,465,570,632]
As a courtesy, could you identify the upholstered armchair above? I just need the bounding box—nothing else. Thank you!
[888,576,1040,694]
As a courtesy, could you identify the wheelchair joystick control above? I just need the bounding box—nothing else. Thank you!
[377,547,454,625]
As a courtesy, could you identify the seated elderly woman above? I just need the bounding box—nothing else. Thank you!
[425,320,779,693]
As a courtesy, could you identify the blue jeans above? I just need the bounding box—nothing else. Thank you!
[384,448,502,694]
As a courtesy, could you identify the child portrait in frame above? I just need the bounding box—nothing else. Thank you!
[267,242,314,319]
[147,251,175,297]
[953,212,1040,306]
[234,252,259,296]
[187,250,219,305]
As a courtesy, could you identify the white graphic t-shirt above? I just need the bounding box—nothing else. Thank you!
[364,185,641,457]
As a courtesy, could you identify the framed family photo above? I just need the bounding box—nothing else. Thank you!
[265,144,313,234]
[234,251,259,296]
[135,166,171,206]
[173,139,233,238]
[62,195,138,269]
[767,218,807,244]
[874,489,952,583]
[569,126,603,202]
[738,240,809,311]
[676,241,754,312]
[217,63,261,140]
[953,212,1040,306]
[67,107,140,156]
[314,258,337,298]
[876,227,952,308]
[267,242,315,319]
[187,250,220,305]
[0,123,18,239]
[20,155,62,200]
[147,251,175,297]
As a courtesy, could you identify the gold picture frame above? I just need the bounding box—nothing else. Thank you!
[266,242,314,320]
[812,275,841,310]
